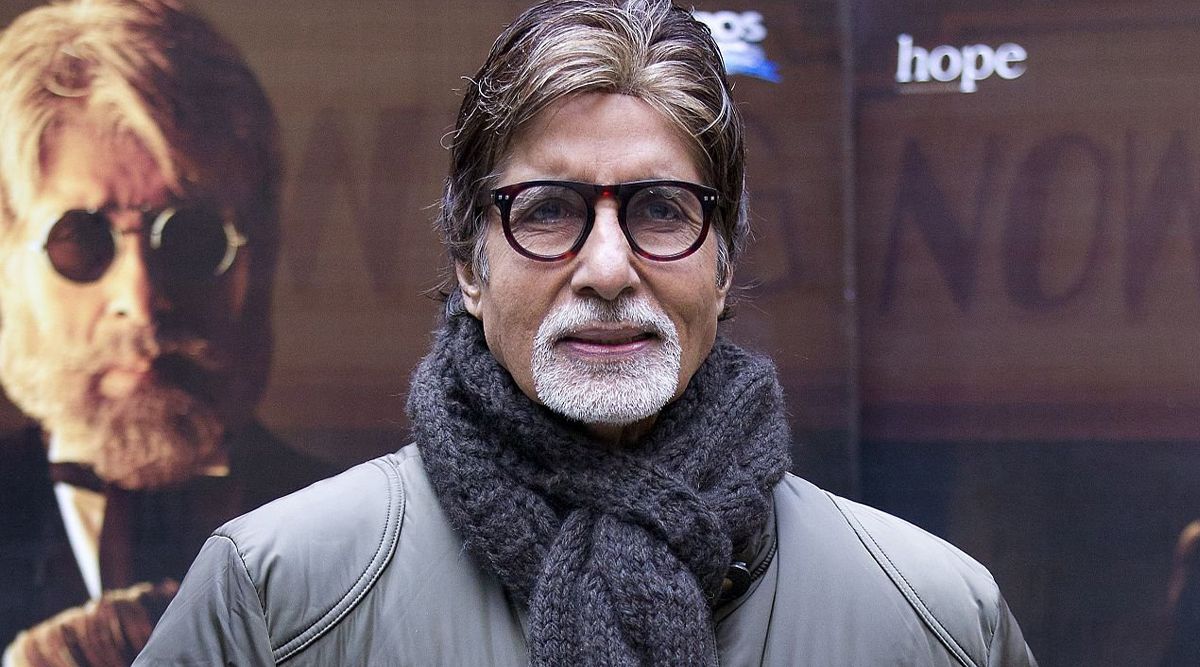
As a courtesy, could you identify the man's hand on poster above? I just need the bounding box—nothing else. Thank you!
[2,580,178,667]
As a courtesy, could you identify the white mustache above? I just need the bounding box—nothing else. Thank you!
[535,295,677,346]
[69,328,224,376]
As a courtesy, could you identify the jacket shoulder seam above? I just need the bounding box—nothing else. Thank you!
[826,492,977,667]
[208,533,269,620]
[985,590,1003,663]
[270,457,406,663]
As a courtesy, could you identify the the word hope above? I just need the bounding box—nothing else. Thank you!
[895,34,1027,93]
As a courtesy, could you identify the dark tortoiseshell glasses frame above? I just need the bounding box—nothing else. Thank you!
[486,179,720,262]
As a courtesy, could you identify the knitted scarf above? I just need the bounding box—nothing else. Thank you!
[408,312,792,666]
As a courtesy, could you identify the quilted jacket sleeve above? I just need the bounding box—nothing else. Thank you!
[132,534,275,666]
[989,594,1039,667]
[826,489,1039,667]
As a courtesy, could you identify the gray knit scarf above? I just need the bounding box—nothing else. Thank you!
[408,312,792,666]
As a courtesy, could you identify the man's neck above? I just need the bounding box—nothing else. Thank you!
[45,429,97,464]
[584,415,657,449]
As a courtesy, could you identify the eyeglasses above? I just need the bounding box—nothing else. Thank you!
[38,205,246,283]
[488,179,719,262]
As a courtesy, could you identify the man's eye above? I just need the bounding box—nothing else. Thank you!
[514,196,582,225]
[640,199,684,221]
[530,199,571,221]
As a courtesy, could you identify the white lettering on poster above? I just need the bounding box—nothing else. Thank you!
[694,10,767,43]
[693,10,780,82]
[895,34,1027,93]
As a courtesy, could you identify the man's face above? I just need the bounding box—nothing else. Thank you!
[0,120,257,488]
[458,92,729,445]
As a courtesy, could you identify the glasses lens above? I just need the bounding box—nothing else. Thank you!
[44,211,116,283]
[507,185,588,258]
[625,184,706,257]
[151,207,234,281]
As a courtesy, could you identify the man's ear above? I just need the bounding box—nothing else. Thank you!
[713,270,732,320]
[455,261,484,318]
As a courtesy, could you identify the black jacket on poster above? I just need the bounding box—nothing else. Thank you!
[0,422,333,649]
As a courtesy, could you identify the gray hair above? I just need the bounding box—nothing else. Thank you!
[0,0,283,406]
[0,0,281,277]
[438,0,747,292]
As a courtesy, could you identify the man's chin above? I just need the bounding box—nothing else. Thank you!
[535,374,677,427]
[48,382,229,490]
[95,444,219,490]
[92,416,226,490]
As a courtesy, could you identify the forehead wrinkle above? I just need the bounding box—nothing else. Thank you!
[500,127,699,185]
[92,133,170,208]
[38,126,169,213]
[498,94,703,186]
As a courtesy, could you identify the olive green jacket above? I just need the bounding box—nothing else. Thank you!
[135,445,1036,666]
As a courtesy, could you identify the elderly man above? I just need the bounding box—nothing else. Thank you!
[0,1,330,664]
[138,1,1036,664]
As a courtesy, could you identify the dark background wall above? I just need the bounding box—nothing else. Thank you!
[1,1,1196,664]
[854,3,1200,664]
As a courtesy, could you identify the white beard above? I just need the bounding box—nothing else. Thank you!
[0,314,226,489]
[532,295,681,426]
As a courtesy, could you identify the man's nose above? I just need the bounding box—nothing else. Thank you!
[569,203,640,301]
[103,234,170,322]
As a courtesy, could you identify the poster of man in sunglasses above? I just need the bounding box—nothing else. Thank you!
[0,1,331,664]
